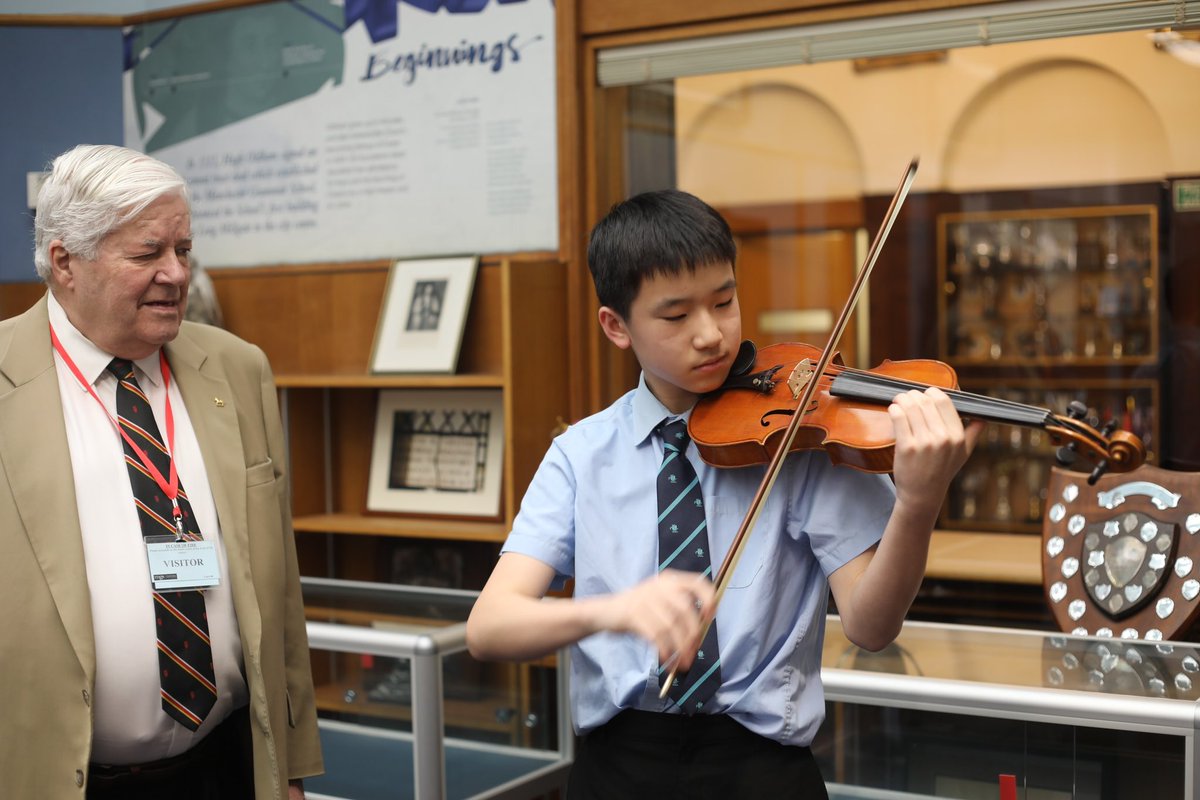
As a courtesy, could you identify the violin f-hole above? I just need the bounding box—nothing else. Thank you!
[761,400,819,427]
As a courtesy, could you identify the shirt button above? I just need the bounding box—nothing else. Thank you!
[82,689,91,706]
[75,770,85,787]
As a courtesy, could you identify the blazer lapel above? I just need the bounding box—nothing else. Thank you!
[166,329,263,659]
[0,295,95,680]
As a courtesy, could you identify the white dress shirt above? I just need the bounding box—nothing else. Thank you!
[48,293,248,764]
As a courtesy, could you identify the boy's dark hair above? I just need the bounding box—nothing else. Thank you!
[587,189,737,320]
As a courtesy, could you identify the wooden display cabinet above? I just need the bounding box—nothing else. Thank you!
[212,254,569,746]
[938,205,1159,367]
[933,205,1162,535]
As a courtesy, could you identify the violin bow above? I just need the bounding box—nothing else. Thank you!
[660,157,919,699]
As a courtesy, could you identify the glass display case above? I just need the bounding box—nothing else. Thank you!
[300,577,572,800]
[816,617,1200,799]
[935,205,1162,534]
[938,206,1158,367]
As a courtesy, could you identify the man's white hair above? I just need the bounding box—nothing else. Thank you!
[33,144,189,282]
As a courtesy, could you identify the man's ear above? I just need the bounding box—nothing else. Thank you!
[48,241,74,289]
[597,306,632,350]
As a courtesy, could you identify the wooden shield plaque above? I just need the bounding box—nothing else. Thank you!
[1042,464,1200,641]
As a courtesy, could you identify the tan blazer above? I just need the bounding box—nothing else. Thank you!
[0,295,323,799]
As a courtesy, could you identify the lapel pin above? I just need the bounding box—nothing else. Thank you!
[213,397,225,407]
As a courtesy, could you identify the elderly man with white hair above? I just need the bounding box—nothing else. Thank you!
[0,144,322,799]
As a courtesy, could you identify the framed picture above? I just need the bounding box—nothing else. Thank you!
[367,389,504,517]
[370,256,478,373]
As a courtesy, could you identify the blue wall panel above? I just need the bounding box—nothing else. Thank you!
[0,26,122,283]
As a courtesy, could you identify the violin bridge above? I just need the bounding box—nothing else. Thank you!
[788,359,815,400]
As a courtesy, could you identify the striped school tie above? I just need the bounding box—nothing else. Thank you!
[656,419,721,713]
[107,358,217,731]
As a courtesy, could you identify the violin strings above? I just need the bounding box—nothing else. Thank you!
[828,365,1051,415]
[822,366,1052,427]
[819,364,1109,449]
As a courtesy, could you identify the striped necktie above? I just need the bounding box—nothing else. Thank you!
[106,358,217,731]
[656,419,721,713]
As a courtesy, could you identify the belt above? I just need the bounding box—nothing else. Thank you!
[595,708,787,746]
[88,706,247,788]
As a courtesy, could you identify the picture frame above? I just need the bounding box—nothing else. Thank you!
[367,389,504,517]
[370,256,478,373]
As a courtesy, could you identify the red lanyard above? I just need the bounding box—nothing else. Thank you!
[50,323,185,536]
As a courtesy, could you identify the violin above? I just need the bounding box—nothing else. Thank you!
[690,340,1146,483]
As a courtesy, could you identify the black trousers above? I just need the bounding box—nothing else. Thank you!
[567,709,830,800]
[87,705,255,800]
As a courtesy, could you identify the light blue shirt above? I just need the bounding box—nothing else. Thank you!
[502,375,896,746]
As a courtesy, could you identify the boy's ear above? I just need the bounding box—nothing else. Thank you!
[597,306,632,350]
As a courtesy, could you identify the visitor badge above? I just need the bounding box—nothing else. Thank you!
[145,539,221,590]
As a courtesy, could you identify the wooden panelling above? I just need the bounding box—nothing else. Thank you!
[580,0,853,37]
[293,514,508,542]
[503,258,570,519]
[211,262,390,375]
[283,388,329,519]
[718,198,863,237]
[556,0,594,424]
[577,0,987,43]
[0,282,45,321]
[585,80,644,410]
[863,190,954,364]
[328,389,376,518]
[210,259,507,377]
[736,229,862,361]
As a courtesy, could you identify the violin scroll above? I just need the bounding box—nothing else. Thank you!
[1048,400,1146,484]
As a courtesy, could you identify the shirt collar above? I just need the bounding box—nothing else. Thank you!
[631,372,693,447]
[47,291,164,388]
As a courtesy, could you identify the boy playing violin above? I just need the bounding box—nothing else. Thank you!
[466,189,981,798]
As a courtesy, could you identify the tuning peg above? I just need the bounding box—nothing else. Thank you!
[1088,459,1109,485]
[1101,419,1118,436]
[1066,400,1089,420]
[1056,444,1078,467]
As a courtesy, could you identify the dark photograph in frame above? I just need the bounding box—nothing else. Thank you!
[371,256,478,373]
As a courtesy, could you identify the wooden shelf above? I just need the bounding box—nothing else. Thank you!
[262,257,568,747]
[313,681,514,733]
[293,512,508,542]
[276,373,504,389]
[925,530,1042,586]
[946,355,1157,368]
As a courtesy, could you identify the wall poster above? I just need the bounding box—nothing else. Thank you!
[122,0,557,267]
